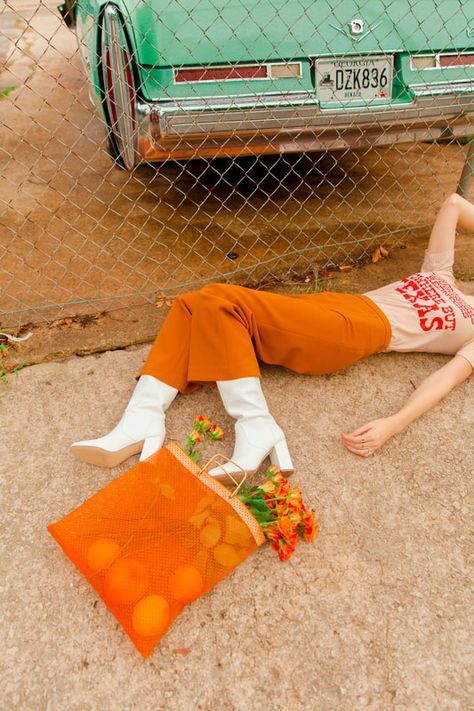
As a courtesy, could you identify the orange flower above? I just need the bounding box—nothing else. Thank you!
[278,542,296,561]
[269,471,291,497]
[276,482,290,498]
[278,515,296,540]
[208,424,224,440]
[264,526,280,551]
[276,503,287,518]
[287,487,303,506]
[188,429,202,443]
[265,526,279,543]
[287,501,303,516]
[261,480,276,495]
[288,532,299,548]
[235,462,318,561]
[302,510,318,542]
[288,509,303,526]
[194,415,211,432]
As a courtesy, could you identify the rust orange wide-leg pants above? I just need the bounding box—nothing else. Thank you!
[135,284,392,393]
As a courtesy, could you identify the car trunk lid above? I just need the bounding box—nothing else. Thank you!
[123,0,471,67]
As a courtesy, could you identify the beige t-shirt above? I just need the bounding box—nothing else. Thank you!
[364,249,474,371]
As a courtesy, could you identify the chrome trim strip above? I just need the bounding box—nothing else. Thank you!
[138,91,318,114]
[137,83,474,117]
[409,80,474,95]
[136,91,473,140]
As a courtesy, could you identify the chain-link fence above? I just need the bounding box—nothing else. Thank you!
[1,0,473,329]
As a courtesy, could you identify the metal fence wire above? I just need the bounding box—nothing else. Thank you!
[0,0,473,328]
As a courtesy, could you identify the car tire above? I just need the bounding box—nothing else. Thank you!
[99,4,138,171]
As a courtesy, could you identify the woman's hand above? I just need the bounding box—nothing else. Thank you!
[340,417,398,457]
[340,357,471,458]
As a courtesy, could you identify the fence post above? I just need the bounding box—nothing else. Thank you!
[457,141,474,197]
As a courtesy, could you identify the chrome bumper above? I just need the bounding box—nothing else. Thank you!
[135,88,474,161]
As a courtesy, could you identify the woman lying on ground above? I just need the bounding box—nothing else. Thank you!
[71,193,473,484]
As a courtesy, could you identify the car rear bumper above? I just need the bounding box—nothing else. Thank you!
[135,86,474,162]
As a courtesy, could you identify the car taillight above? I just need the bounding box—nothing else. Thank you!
[439,53,474,67]
[411,53,474,69]
[174,63,302,83]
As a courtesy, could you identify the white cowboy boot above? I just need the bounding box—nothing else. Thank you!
[208,377,293,485]
[70,375,178,468]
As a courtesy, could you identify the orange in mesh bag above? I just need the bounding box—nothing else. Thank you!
[47,442,264,658]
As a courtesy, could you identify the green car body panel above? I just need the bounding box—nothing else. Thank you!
[126,0,471,65]
[64,0,474,167]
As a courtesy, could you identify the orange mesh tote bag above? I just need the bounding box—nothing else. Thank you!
[47,442,264,658]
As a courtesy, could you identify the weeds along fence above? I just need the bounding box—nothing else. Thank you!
[0,0,473,328]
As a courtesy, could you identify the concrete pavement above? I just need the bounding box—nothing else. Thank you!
[1,343,472,709]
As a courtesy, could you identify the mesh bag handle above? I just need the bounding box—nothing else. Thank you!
[198,453,248,498]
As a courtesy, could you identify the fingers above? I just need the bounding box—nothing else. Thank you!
[342,440,375,457]
[341,423,373,442]
[344,423,372,437]
[340,420,387,456]
[341,433,379,456]
[341,430,372,445]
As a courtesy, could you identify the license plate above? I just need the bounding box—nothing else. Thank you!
[315,55,393,105]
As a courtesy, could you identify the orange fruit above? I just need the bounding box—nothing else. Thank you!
[213,543,241,568]
[132,595,170,637]
[169,564,204,603]
[199,518,221,548]
[223,516,252,545]
[103,558,149,606]
[86,538,120,573]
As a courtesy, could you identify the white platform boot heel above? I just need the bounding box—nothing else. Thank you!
[70,375,178,468]
[208,376,293,485]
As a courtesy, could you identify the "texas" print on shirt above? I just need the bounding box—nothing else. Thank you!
[396,273,458,332]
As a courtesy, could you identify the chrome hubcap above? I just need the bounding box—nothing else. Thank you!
[101,5,137,170]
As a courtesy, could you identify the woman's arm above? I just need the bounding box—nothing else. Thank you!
[426,193,474,255]
[341,355,472,457]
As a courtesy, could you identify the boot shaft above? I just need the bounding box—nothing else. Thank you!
[125,375,178,415]
[216,377,269,420]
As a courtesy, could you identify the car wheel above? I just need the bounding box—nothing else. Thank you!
[99,4,137,170]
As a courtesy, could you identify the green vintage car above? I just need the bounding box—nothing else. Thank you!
[59,1,474,170]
